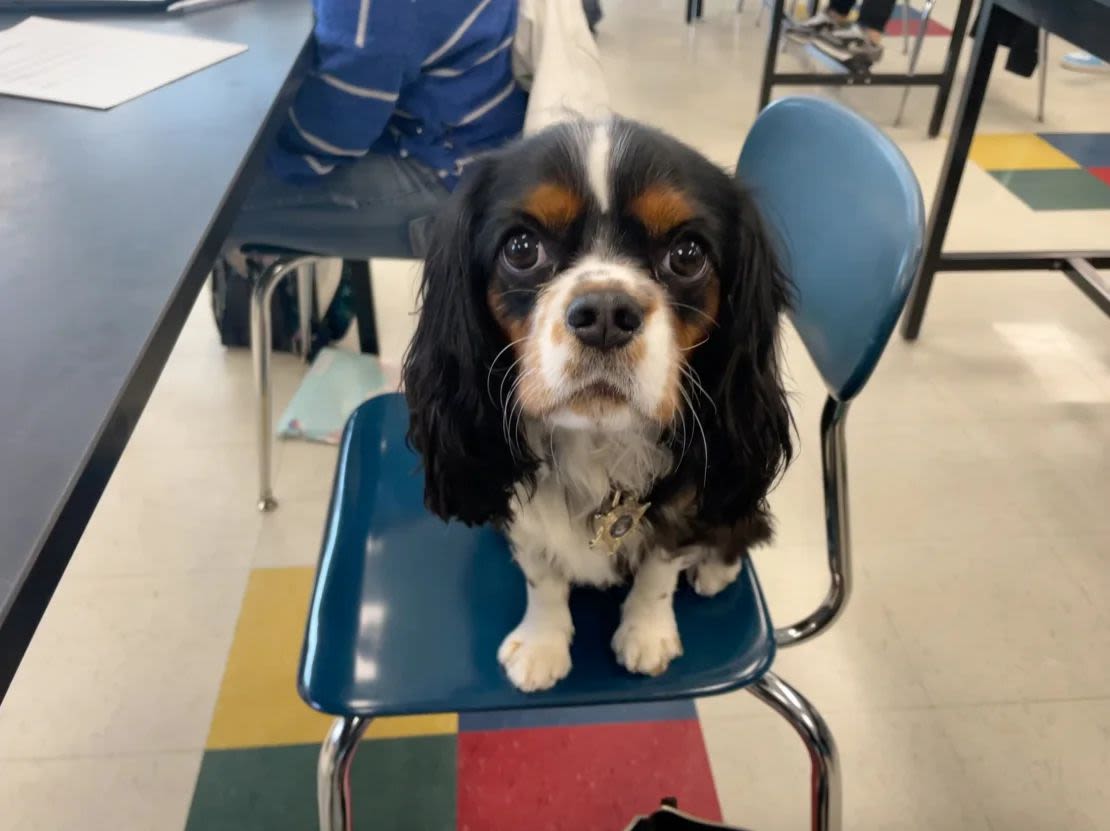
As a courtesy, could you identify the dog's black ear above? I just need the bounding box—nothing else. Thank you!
[683,182,794,529]
[402,161,535,526]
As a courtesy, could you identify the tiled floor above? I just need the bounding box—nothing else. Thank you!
[971,132,1110,210]
[2,1,1109,829]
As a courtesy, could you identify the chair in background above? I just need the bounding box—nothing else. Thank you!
[893,0,942,125]
[247,249,388,511]
[296,96,925,831]
[1036,29,1048,122]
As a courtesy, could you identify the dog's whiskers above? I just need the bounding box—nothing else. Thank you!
[676,382,710,488]
[671,302,719,328]
[486,336,526,404]
[680,363,717,415]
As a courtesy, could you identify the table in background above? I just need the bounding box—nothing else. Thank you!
[902,0,1110,339]
[757,0,975,137]
[0,0,313,702]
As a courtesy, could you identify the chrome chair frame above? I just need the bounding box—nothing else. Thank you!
[776,396,851,648]
[249,253,319,512]
[248,254,383,511]
[318,669,841,831]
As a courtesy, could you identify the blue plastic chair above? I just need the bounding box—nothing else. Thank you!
[297,97,924,831]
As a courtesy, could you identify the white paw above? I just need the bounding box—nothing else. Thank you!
[612,607,682,677]
[498,624,572,692]
[691,559,743,597]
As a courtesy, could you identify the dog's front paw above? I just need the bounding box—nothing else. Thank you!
[612,607,682,677]
[691,559,743,597]
[498,625,572,692]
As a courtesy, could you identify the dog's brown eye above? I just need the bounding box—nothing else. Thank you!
[663,237,708,281]
[501,231,547,274]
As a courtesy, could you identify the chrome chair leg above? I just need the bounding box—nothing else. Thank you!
[901,0,910,55]
[750,672,841,831]
[249,254,316,512]
[776,396,852,646]
[1036,29,1048,123]
[296,263,315,362]
[318,716,372,831]
[893,0,936,126]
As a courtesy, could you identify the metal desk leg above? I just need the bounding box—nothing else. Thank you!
[758,0,788,112]
[926,0,975,138]
[903,3,1005,340]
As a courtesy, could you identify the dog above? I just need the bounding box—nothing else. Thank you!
[402,117,792,692]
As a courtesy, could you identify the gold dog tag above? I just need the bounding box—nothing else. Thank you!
[589,491,650,556]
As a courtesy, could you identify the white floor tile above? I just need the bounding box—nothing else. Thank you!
[941,700,1110,831]
[702,705,989,831]
[0,571,247,759]
[0,752,201,831]
[864,535,1110,705]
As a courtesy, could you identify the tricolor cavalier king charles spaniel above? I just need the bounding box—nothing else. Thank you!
[403,118,792,692]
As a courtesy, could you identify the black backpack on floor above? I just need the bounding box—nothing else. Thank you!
[209,254,358,359]
[624,799,751,831]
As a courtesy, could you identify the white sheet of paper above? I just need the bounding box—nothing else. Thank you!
[0,16,247,109]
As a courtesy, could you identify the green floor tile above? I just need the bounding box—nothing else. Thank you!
[185,735,456,831]
[990,168,1110,211]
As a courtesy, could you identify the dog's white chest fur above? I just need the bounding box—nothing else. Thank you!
[507,423,671,587]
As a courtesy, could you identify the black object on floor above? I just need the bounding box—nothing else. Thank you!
[623,799,752,831]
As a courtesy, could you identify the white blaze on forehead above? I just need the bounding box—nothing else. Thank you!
[635,305,676,417]
[537,276,576,396]
[586,121,612,213]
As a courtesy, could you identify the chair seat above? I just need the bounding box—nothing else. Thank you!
[298,393,776,718]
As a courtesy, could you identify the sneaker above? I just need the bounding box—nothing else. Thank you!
[814,23,884,66]
[1059,50,1110,74]
[784,11,845,42]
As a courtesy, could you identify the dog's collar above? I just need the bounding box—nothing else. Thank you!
[589,490,650,556]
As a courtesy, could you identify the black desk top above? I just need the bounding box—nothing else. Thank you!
[0,0,312,699]
[992,0,1110,62]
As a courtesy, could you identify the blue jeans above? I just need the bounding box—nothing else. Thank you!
[227,152,450,260]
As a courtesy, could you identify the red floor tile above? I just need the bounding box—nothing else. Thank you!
[457,720,720,831]
[1089,167,1110,187]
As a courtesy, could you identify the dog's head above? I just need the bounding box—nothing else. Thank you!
[403,118,792,527]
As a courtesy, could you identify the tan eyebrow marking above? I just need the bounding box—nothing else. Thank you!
[628,184,697,236]
[521,182,584,230]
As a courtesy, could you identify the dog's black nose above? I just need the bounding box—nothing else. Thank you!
[565,291,644,350]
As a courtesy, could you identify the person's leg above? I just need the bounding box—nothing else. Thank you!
[227,152,449,260]
[786,0,853,39]
[855,0,895,34]
[812,0,894,65]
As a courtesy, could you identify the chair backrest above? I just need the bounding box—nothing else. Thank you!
[736,97,925,401]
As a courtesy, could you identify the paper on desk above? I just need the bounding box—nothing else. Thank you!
[0,16,246,109]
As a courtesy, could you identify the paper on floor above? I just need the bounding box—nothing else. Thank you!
[0,16,246,109]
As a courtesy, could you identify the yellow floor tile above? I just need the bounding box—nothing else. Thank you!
[969,133,1080,170]
[207,567,456,749]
